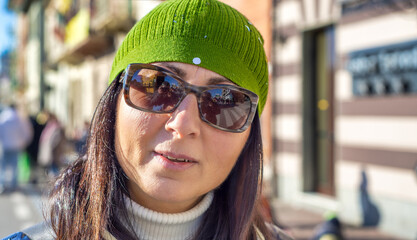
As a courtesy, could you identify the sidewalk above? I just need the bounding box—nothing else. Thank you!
[270,198,402,240]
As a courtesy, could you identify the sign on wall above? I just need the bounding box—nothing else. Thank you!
[347,39,417,96]
[340,0,411,15]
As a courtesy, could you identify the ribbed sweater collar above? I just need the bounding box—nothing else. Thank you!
[122,192,214,240]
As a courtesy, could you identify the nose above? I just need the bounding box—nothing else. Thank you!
[165,94,201,138]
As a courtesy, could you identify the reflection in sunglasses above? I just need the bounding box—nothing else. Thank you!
[132,71,154,94]
[217,103,249,129]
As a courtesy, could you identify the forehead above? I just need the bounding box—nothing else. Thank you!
[153,62,236,86]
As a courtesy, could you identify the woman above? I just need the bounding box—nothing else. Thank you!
[3,0,292,239]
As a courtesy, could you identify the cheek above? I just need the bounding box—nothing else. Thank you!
[117,108,147,151]
[205,129,250,173]
[200,130,250,193]
[115,99,155,171]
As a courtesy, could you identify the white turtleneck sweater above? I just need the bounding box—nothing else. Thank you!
[116,192,214,240]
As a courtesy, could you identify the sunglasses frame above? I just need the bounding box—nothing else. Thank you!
[120,63,259,133]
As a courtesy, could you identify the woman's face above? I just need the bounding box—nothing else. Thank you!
[115,62,250,213]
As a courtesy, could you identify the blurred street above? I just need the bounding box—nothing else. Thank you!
[271,199,404,240]
[0,183,406,239]
[0,184,44,237]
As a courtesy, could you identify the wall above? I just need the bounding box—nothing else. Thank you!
[273,0,417,239]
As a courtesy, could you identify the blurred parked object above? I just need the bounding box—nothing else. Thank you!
[17,151,31,183]
[311,213,344,240]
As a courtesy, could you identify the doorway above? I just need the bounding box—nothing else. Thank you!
[302,25,335,196]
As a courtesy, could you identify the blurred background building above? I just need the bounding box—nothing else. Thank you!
[1,0,416,239]
[273,0,417,239]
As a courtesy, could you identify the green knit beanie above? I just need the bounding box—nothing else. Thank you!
[109,0,269,114]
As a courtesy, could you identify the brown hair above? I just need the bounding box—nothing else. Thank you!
[48,79,273,239]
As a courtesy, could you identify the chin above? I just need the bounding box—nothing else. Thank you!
[148,178,200,197]
[150,183,196,202]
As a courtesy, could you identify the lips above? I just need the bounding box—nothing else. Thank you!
[154,151,197,164]
[162,154,193,163]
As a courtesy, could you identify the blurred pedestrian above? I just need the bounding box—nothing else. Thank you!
[37,113,66,178]
[74,120,90,155]
[25,111,48,184]
[3,0,292,239]
[0,104,33,193]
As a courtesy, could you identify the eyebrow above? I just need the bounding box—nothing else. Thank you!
[162,63,234,86]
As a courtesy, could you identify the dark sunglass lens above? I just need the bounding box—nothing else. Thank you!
[200,88,251,130]
[129,69,184,112]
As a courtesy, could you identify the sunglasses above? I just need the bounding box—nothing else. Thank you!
[120,63,259,133]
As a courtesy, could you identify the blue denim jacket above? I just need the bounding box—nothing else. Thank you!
[2,232,31,240]
[1,222,53,240]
